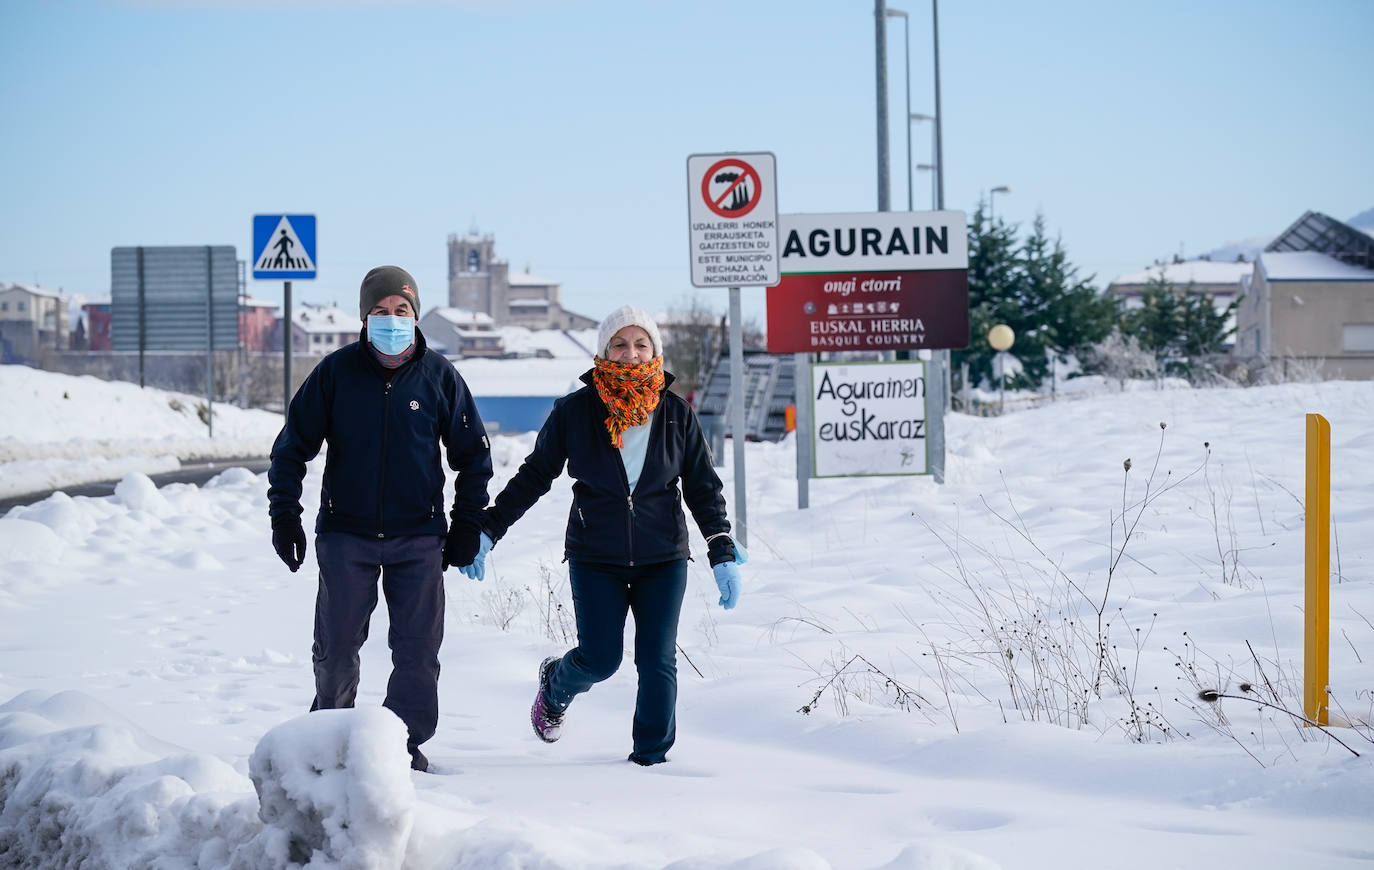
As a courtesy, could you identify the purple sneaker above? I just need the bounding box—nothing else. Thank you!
[531,655,565,743]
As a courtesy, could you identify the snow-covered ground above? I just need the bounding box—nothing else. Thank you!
[0,365,282,498]
[1,376,1372,868]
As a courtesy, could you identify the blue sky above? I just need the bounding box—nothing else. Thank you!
[2,0,1370,326]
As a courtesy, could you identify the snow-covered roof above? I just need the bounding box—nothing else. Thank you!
[0,281,65,300]
[508,298,550,308]
[239,296,279,310]
[1259,251,1374,282]
[1109,260,1251,289]
[508,272,558,287]
[430,306,495,327]
[293,304,359,334]
[496,326,597,359]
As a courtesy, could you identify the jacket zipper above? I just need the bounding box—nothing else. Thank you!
[626,495,635,567]
[614,439,636,566]
[377,380,393,538]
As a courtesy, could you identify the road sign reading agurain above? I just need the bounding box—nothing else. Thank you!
[766,211,969,352]
[686,152,780,288]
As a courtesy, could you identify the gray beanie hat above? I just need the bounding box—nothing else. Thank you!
[598,304,662,358]
[359,265,420,320]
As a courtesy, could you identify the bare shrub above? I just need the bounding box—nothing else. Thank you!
[1081,329,1160,390]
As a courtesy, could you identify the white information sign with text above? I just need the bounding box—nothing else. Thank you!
[811,360,928,477]
[686,152,780,288]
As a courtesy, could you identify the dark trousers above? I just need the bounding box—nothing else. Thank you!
[545,559,688,763]
[310,532,446,750]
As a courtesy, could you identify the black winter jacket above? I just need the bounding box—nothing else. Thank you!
[482,371,735,567]
[267,327,492,539]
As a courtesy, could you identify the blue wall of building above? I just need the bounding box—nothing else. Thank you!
[471,395,560,433]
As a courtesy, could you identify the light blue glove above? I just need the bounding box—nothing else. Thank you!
[712,562,741,610]
[732,539,748,565]
[460,532,493,582]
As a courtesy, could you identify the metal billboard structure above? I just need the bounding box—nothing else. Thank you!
[110,245,240,436]
[111,246,239,352]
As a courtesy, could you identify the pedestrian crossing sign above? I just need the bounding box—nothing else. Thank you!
[252,214,317,279]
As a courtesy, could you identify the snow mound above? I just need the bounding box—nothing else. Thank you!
[0,516,64,563]
[0,690,258,869]
[248,707,415,869]
[666,845,836,869]
[114,472,172,515]
[0,695,418,870]
[205,466,261,488]
[3,490,98,540]
[872,844,1004,870]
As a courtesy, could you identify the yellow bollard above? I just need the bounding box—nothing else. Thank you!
[1304,413,1331,725]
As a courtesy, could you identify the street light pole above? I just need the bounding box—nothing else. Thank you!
[885,7,911,211]
[989,184,1010,224]
[911,113,935,209]
[932,0,944,213]
[928,0,948,483]
[875,0,889,213]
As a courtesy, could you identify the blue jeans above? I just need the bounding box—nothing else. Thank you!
[544,559,688,763]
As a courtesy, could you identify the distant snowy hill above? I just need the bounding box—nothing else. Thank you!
[1347,205,1374,232]
[1199,204,1374,264]
[1201,233,1272,264]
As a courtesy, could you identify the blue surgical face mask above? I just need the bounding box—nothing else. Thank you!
[367,315,415,355]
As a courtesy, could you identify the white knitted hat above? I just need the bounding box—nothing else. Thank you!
[597,304,662,358]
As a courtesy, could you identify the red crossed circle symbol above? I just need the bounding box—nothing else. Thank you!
[701,158,762,219]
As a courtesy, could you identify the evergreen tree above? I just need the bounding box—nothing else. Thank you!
[953,205,1020,389]
[953,206,1118,391]
[1120,275,1236,378]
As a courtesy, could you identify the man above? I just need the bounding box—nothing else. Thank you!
[267,265,492,772]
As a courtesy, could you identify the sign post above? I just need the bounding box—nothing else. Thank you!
[252,214,317,413]
[686,153,781,547]
[794,351,812,509]
[1305,412,1331,726]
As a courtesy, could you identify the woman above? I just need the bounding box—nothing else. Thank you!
[470,304,743,766]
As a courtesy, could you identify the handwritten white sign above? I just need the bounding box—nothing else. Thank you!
[811,361,928,477]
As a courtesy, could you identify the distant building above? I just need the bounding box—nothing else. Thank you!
[83,302,113,351]
[1107,258,1249,326]
[0,281,68,362]
[239,295,278,352]
[419,307,504,358]
[1234,211,1374,378]
[280,303,358,356]
[446,231,596,330]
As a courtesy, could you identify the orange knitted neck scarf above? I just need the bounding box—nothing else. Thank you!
[592,356,665,448]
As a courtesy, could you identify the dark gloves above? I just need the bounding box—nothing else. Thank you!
[706,533,737,567]
[443,522,481,571]
[272,517,307,572]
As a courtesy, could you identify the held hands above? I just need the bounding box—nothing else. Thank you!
[458,532,494,582]
[443,523,481,571]
[272,518,307,573]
